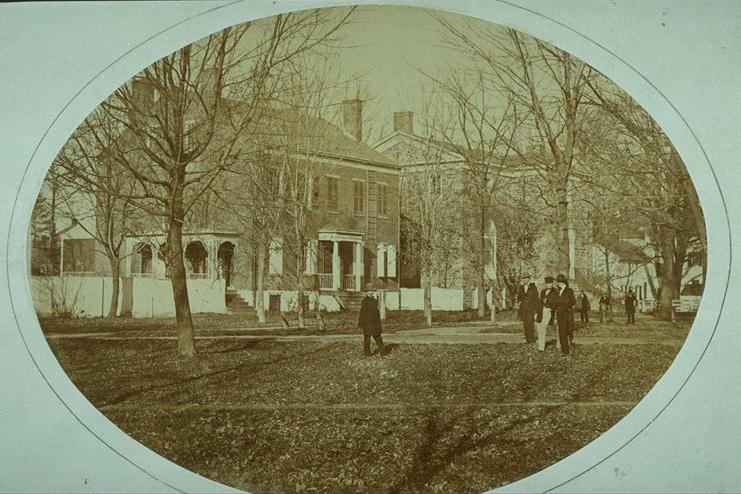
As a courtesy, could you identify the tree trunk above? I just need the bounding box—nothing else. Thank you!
[604,248,613,322]
[643,263,658,300]
[168,220,196,357]
[658,232,676,320]
[489,285,496,323]
[255,241,266,324]
[423,272,432,327]
[557,194,570,277]
[315,293,325,330]
[296,251,305,330]
[477,205,487,319]
[107,255,121,318]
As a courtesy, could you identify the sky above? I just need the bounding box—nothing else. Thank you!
[330,5,485,142]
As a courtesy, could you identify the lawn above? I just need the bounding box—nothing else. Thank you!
[38,309,521,336]
[47,333,684,494]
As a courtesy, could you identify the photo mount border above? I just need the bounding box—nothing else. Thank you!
[4,1,730,492]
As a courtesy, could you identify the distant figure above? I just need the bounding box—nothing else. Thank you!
[536,276,558,352]
[358,293,385,356]
[516,274,539,344]
[625,289,638,325]
[579,291,591,324]
[598,294,611,323]
[554,274,576,355]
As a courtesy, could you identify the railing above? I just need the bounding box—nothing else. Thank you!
[317,273,334,290]
[343,274,362,291]
[60,271,98,277]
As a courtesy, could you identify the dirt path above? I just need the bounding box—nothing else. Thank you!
[46,326,684,348]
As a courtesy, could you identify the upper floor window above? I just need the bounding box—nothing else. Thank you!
[311,176,320,208]
[353,180,365,215]
[377,183,389,216]
[326,176,339,210]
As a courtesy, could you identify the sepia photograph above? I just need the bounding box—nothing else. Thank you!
[25,4,707,493]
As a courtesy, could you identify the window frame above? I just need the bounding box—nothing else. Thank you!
[353,178,366,215]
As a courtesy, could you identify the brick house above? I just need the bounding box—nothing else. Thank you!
[29,93,400,315]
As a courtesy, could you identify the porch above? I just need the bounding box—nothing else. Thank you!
[125,230,240,287]
[308,230,365,292]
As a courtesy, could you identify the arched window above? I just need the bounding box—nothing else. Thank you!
[185,241,208,276]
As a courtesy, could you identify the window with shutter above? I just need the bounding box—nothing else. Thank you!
[378,183,388,216]
[387,244,397,277]
[304,240,317,275]
[326,176,339,210]
[376,243,385,277]
[353,180,365,214]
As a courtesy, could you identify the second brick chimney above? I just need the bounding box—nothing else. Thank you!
[342,99,363,141]
[393,111,414,135]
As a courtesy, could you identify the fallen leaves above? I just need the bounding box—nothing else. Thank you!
[48,335,680,494]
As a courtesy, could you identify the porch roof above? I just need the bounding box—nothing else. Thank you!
[317,229,364,243]
[125,229,241,239]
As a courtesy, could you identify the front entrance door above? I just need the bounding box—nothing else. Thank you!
[339,242,354,290]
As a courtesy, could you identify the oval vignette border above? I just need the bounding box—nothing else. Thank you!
[4,1,731,493]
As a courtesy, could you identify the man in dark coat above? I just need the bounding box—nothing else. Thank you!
[554,274,576,355]
[358,293,385,356]
[624,288,638,325]
[579,290,591,324]
[535,276,559,351]
[516,274,539,344]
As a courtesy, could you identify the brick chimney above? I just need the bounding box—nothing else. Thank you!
[393,111,414,134]
[131,77,155,110]
[342,99,363,141]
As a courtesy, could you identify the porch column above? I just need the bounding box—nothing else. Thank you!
[332,240,341,290]
[353,241,363,291]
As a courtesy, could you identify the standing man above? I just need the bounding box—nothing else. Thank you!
[536,276,558,352]
[579,290,591,325]
[598,293,611,323]
[358,292,385,356]
[624,288,638,325]
[516,274,539,344]
[554,274,576,355]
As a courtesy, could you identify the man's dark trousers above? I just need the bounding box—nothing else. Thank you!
[364,334,384,355]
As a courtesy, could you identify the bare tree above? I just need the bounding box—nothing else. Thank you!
[433,72,520,317]
[265,58,347,330]
[52,112,143,318]
[400,94,459,326]
[435,16,597,277]
[79,10,356,356]
[581,83,705,319]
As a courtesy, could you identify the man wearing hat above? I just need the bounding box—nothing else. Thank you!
[516,273,539,344]
[358,292,385,356]
[554,274,577,355]
[536,276,559,351]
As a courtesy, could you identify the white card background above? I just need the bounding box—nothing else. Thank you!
[1,1,739,492]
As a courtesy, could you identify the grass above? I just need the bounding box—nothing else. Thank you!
[38,308,522,336]
[46,327,687,494]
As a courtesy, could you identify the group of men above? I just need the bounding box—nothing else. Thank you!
[516,273,578,355]
[358,276,642,357]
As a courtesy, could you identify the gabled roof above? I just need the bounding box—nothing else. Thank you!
[233,104,399,170]
[373,129,543,172]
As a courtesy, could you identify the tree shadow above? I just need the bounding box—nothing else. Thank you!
[100,342,338,407]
